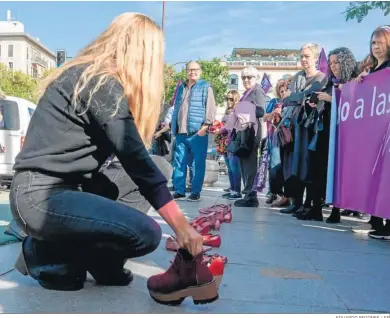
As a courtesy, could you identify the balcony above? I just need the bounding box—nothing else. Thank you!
[226,60,300,68]
[228,83,239,90]
[32,55,49,68]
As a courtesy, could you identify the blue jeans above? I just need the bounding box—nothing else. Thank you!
[9,156,171,282]
[172,133,208,195]
[223,152,241,193]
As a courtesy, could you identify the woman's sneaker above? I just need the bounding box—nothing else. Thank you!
[227,193,242,200]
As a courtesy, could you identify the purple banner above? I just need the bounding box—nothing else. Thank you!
[261,73,272,94]
[332,68,390,219]
[318,47,328,76]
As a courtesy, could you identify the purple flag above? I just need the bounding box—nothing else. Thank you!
[260,73,272,94]
[170,79,182,106]
[328,68,390,219]
[318,47,328,75]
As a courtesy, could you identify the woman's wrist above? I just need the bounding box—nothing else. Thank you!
[158,200,189,234]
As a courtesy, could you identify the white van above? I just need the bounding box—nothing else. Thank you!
[0,96,36,184]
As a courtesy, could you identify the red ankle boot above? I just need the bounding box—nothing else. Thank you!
[147,249,219,306]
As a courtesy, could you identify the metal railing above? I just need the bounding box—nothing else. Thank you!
[32,55,49,68]
[225,60,300,67]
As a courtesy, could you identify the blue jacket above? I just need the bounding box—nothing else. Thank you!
[171,79,209,136]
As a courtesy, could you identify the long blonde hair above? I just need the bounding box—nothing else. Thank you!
[38,12,164,147]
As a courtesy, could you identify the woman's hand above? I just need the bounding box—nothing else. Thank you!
[356,71,368,83]
[157,200,203,256]
[175,223,203,256]
[316,92,332,103]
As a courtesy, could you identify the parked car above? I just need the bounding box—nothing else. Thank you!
[0,96,36,185]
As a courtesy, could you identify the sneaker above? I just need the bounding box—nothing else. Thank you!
[221,193,231,199]
[186,186,192,193]
[227,193,242,200]
[173,193,186,201]
[223,188,231,193]
[352,223,373,234]
[368,229,390,240]
[147,249,218,305]
[187,194,200,202]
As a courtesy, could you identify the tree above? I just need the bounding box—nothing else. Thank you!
[164,58,230,107]
[0,63,38,103]
[163,63,180,105]
[344,1,390,23]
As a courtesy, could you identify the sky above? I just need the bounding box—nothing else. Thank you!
[1,1,389,64]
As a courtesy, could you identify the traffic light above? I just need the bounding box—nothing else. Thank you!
[56,50,66,67]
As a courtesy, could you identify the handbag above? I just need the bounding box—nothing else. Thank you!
[277,125,293,147]
[227,125,255,158]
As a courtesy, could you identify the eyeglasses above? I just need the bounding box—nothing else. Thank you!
[187,68,200,73]
[241,76,254,81]
[226,97,234,102]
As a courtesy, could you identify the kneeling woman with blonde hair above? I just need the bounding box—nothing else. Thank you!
[9,13,218,305]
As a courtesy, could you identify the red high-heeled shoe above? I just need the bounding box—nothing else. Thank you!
[202,234,221,248]
[203,253,228,264]
[207,257,225,288]
[191,209,232,227]
[193,217,221,234]
[199,204,232,215]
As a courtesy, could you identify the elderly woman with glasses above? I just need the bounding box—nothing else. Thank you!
[228,66,266,208]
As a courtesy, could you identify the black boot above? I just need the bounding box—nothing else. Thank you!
[280,197,302,214]
[83,242,133,286]
[296,204,323,221]
[292,206,311,217]
[326,207,341,224]
[280,204,301,214]
[14,237,86,291]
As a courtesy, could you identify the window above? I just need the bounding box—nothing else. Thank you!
[28,107,35,118]
[0,100,20,131]
[8,62,13,70]
[228,74,239,90]
[8,44,13,58]
[32,66,38,78]
[229,74,238,85]
[26,47,29,59]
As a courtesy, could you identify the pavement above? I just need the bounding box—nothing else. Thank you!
[0,175,389,314]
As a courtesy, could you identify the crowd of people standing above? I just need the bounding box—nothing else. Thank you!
[160,25,390,242]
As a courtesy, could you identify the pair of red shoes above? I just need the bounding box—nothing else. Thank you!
[190,204,233,234]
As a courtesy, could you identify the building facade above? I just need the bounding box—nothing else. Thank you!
[0,10,56,78]
[222,48,302,97]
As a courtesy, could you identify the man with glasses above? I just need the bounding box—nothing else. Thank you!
[170,61,217,201]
